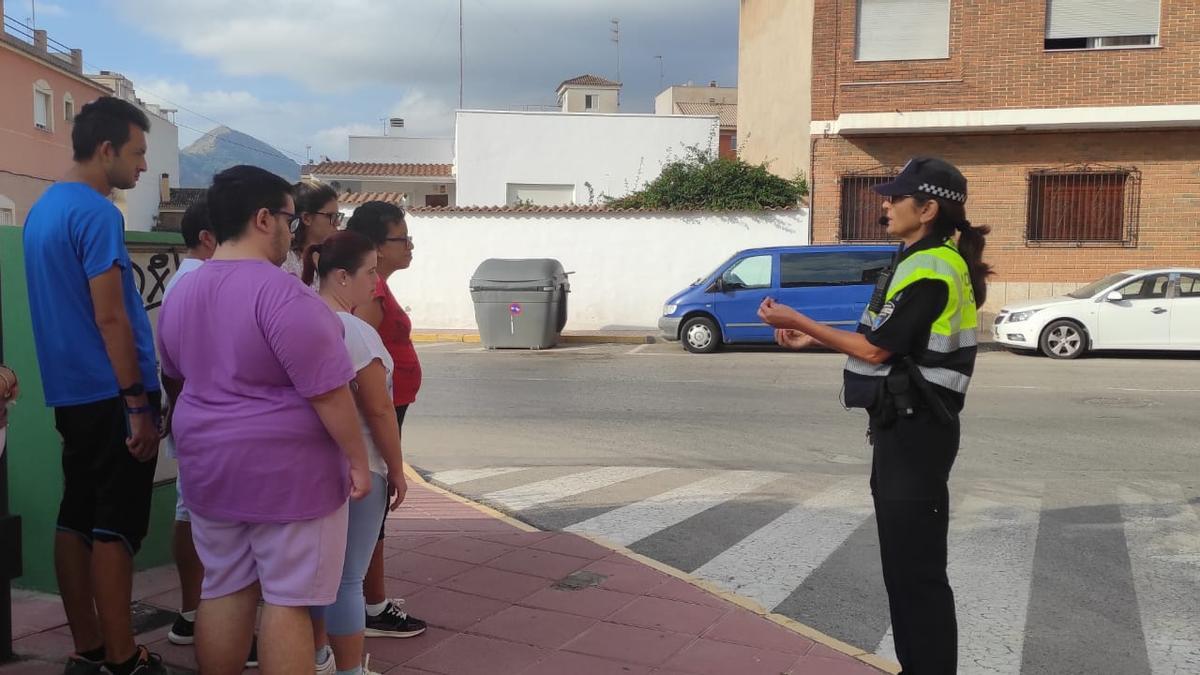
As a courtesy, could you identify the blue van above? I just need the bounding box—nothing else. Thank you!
[658,244,897,353]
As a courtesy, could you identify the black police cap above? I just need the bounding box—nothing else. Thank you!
[873,157,967,204]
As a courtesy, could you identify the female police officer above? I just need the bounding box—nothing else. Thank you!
[758,157,992,675]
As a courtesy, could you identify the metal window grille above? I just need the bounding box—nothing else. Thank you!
[1026,166,1140,246]
[839,173,896,242]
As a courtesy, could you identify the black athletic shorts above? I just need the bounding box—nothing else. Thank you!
[54,393,161,554]
[378,404,410,542]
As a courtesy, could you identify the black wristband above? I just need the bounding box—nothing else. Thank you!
[119,383,146,397]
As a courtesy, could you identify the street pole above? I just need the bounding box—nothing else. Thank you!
[459,0,464,110]
[656,55,664,92]
[611,18,620,107]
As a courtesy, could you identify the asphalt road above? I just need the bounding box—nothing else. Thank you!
[403,341,1200,675]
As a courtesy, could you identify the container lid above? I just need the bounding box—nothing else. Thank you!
[470,258,567,285]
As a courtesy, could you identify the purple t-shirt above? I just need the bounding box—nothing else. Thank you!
[157,259,355,523]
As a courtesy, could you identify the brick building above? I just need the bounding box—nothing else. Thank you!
[801,0,1200,312]
[0,3,107,226]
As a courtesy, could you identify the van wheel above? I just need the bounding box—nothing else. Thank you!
[682,316,721,354]
[1040,320,1087,359]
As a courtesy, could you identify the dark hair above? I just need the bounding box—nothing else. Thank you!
[301,230,377,287]
[207,165,293,244]
[291,180,340,251]
[72,96,151,162]
[180,198,211,249]
[914,196,994,308]
[345,201,405,246]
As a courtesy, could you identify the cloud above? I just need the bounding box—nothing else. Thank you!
[111,1,736,159]
[32,2,69,17]
[113,0,736,109]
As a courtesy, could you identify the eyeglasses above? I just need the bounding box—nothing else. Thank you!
[316,211,345,226]
[270,209,301,233]
[386,235,414,247]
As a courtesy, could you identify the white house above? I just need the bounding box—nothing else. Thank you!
[454,109,719,207]
[302,161,455,210]
[89,71,179,231]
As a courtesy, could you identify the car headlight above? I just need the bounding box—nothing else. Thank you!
[664,304,678,316]
[1008,309,1040,323]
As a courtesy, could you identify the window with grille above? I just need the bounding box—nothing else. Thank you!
[1026,168,1140,245]
[839,174,894,242]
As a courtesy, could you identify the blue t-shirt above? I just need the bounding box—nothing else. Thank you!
[23,182,159,407]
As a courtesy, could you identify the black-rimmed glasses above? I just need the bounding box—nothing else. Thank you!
[271,209,302,233]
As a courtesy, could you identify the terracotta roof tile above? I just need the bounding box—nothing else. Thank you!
[557,74,621,90]
[674,101,737,127]
[305,162,453,178]
[337,191,407,206]
[408,204,804,214]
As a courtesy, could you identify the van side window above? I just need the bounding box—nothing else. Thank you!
[721,255,773,290]
[781,251,893,288]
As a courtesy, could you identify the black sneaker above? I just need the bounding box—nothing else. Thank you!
[364,599,427,638]
[106,646,168,675]
[63,654,103,675]
[167,613,195,645]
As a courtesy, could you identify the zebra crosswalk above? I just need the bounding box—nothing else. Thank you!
[425,464,1200,675]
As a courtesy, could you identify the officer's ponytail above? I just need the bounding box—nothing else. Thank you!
[922,197,994,308]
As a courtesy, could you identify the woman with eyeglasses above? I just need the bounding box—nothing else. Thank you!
[282,180,342,285]
[343,201,427,641]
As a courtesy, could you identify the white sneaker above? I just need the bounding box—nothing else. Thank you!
[315,649,336,675]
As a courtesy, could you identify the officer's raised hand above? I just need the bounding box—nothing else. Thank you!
[758,297,804,328]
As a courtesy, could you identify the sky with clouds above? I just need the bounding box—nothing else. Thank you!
[24,0,739,163]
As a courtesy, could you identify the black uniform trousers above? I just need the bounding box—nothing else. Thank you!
[869,408,959,675]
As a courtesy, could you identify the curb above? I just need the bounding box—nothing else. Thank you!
[412,465,900,675]
[410,332,655,345]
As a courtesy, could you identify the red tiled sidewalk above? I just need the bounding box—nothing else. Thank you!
[3,479,888,675]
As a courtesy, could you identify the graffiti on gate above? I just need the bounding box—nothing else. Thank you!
[129,247,182,317]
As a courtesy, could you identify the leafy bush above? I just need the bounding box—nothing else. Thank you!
[607,148,807,211]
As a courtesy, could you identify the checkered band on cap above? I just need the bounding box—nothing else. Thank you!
[917,183,966,203]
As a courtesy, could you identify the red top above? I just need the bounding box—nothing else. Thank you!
[373,275,422,406]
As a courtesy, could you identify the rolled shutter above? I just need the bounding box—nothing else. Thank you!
[1046,0,1160,40]
[856,0,951,62]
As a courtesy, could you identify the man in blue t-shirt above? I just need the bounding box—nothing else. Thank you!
[22,96,167,675]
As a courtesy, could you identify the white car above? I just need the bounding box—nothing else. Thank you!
[993,268,1200,359]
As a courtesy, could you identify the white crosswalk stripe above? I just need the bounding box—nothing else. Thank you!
[565,470,782,547]
[430,467,529,485]
[481,466,667,511]
[433,465,1200,675]
[692,477,874,611]
[1119,482,1200,675]
[875,481,1044,675]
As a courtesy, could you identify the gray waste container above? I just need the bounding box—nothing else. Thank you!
[470,259,570,349]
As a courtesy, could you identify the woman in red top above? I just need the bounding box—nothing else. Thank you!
[345,201,426,640]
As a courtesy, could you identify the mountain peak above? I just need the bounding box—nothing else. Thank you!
[180,126,300,188]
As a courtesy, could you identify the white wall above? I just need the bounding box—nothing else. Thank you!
[394,209,809,330]
[348,136,454,164]
[114,106,178,231]
[455,110,719,207]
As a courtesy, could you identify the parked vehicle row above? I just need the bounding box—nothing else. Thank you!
[993,268,1200,358]
[658,245,1200,359]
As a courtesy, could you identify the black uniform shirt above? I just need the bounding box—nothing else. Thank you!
[862,237,963,500]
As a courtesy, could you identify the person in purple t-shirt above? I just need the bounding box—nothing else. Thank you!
[157,165,371,675]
